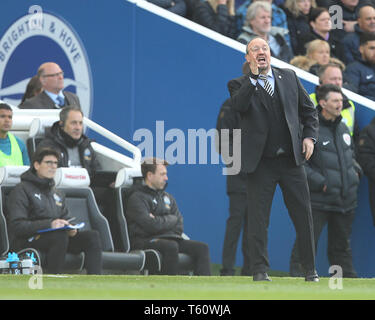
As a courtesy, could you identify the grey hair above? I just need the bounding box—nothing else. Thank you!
[246,1,271,25]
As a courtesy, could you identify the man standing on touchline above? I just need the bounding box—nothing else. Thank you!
[228,37,319,282]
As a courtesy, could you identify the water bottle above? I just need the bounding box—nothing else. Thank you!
[21,259,34,274]
[21,252,37,274]
[6,252,21,275]
[0,259,9,274]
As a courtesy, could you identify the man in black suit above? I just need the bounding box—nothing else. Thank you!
[19,62,81,109]
[228,37,319,282]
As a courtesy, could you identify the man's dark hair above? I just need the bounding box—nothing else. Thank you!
[32,147,60,165]
[141,157,169,180]
[0,103,12,112]
[59,105,83,125]
[316,83,342,102]
[360,32,375,46]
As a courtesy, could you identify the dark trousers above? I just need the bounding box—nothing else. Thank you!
[221,192,251,275]
[17,230,102,274]
[246,157,316,274]
[290,209,357,277]
[145,238,211,275]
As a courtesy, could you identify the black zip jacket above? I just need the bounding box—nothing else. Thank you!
[7,169,71,246]
[125,185,184,249]
[306,111,361,213]
[37,121,100,177]
[357,117,375,225]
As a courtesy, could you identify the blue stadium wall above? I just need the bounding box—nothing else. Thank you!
[2,0,375,277]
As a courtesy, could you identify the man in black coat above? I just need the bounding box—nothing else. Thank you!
[37,106,100,177]
[19,62,81,109]
[125,158,211,275]
[357,115,375,228]
[289,84,361,278]
[7,147,102,274]
[216,97,250,276]
[228,37,319,282]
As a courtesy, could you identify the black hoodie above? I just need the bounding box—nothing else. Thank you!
[7,168,71,247]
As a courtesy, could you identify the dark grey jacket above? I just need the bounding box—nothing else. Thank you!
[216,98,246,194]
[357,117,375,224]
[125,185,184,249]
[7,169,71,247]
[228,67,318,173]
[19,91,81,109]
[306,111,361,213]
[37,121,100,177]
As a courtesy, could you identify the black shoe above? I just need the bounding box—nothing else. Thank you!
[253,272,272,281]
[305,271,319,282]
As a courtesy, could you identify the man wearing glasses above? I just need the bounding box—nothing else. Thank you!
[19,62,81,109]
[228,37,319,282]
[7,147,102,274]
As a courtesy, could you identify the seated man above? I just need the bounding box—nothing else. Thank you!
[6,147,102,274]
[345,32,375,101]
[126,157,211,275]
[37,106,100,177]
[342,5,375,64]
[19,62,81,109]
[0,103,30,166]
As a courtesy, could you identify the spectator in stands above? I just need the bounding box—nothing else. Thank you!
[298,7,345,62]
[19,75,42,106]
[289,84,361,278]
[345,32,375,101]
[6,147,103,274]
[332,0,373,34]
[283,0,317,55]
[236,0,291,46]
[147,0,186,16]
[216,64,250,276]
[290,39,345,75]
[237,1,293,62]
[19,62,81,109]
[193,0,238,38]
[343,5,375,64]
[357,116,375,228]
[0,103,30,166]
[126,157,211,275]
[37,106,100,177]
[310,63,359,143]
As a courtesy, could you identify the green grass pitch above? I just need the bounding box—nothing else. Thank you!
[0,274,375,300]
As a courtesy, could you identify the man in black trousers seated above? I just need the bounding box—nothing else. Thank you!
[228,37,319,282]
[125,157,211,276]
[7,147,102,274]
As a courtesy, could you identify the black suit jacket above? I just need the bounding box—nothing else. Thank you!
[18,90,81,109]
[228,67,318,173]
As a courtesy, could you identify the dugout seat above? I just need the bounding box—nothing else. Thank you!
[109,167,194,274]
[0,165,85,271]
[54,167,148,273]
[26,117,56,159]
